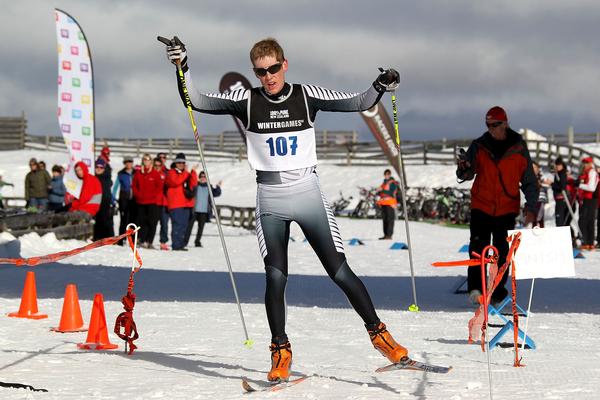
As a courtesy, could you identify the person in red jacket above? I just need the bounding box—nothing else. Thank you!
[69,161,102,217]
[597,165,600,249]
[166,153,197,250]
[132,153,163,249]
[457,106,538,306]
[376,169,399,240]
[577,156,598,250]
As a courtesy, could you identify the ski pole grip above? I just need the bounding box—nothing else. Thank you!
[157,36,172,46]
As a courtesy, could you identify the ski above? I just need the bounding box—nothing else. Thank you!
[242,376,308,393]
[376,356,452,374]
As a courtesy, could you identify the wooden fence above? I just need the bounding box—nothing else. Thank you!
[546,127,600,145]
[23,130,358,163]
[0,196,255,231]
[215,205,255,230]
[0,110,594,170]
[21,132,600,171]
[0,113,27,150]
[0,210,93,240]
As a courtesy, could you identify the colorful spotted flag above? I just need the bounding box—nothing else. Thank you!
[55,8,95,198]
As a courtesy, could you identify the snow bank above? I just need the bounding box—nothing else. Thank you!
[0,231,21,259]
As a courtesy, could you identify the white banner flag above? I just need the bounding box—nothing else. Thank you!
[507,227,575,280]
[55,8,95,198]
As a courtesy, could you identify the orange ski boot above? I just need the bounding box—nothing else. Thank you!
[367,322,408,363]
[267,341,292,382]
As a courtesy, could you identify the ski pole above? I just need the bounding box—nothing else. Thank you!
[520,278,535,353]
[157,36,253,348]
[561,190,582,238]
[481,246,494,400]
[390,89,419,312]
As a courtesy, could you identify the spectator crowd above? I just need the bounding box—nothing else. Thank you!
[15,147,222,251]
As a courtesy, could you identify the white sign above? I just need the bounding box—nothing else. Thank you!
[507,227,575,280]
[55,9,95,198]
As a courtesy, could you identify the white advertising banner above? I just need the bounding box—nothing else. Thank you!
[507,227,575,280]
[55,8,95,198]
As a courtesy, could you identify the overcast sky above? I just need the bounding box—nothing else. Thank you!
[1,0,599,141]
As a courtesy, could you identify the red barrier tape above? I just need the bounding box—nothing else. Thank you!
[0,229,142,268]
[0,228,144,354]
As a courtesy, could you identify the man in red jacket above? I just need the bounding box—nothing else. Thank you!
[133,153,163,249]
[69,161,102,217]
[457,106,538,306]
[166,153,197,250]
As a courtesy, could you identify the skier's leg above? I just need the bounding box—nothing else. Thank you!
[256,211,291,342]
[295,190,379,325]
[257,211,292,381]
[294,176,407,363]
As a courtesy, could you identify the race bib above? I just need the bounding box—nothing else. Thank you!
[245,128,317,171]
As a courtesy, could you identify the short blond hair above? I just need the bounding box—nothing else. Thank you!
[250,38,285,65]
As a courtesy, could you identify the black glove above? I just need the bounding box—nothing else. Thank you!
[456,148,470,169]
[166,36,188,72]
[373,67,400,92]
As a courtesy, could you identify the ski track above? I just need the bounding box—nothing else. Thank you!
[2,149,600,399]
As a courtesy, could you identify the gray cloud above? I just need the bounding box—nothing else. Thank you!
[1,0,599,141]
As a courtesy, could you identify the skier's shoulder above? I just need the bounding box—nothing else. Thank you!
[206,87,251,102]
[301,83,357,100]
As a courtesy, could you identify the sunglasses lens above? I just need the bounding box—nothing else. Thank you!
[254,63,282,77]
[268,63,282,74]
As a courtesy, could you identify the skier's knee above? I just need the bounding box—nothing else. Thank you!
[265,265,287,293]
[332,260,354,287]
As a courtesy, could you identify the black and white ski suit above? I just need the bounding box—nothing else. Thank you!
[178,71,387,343]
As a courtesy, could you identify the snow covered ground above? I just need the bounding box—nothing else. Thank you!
[1,149,600,399]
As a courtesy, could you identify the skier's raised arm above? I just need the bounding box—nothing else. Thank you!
[303,68,399,119]
[165,37,248,122]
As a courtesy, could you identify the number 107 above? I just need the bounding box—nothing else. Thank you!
[266,136,298,156]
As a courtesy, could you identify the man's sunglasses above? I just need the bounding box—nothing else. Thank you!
[253,63,282,77]
[486,121,504,128]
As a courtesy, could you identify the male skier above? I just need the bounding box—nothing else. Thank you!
[164,37,405,382]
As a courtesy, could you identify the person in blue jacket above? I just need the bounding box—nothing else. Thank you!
[48,165,67,212]
[189,170,221,247]
[112,156,135,243]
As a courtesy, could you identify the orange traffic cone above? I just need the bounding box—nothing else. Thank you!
[8,271,48,319]
[77,293,118,350]
[51,284,87,333]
